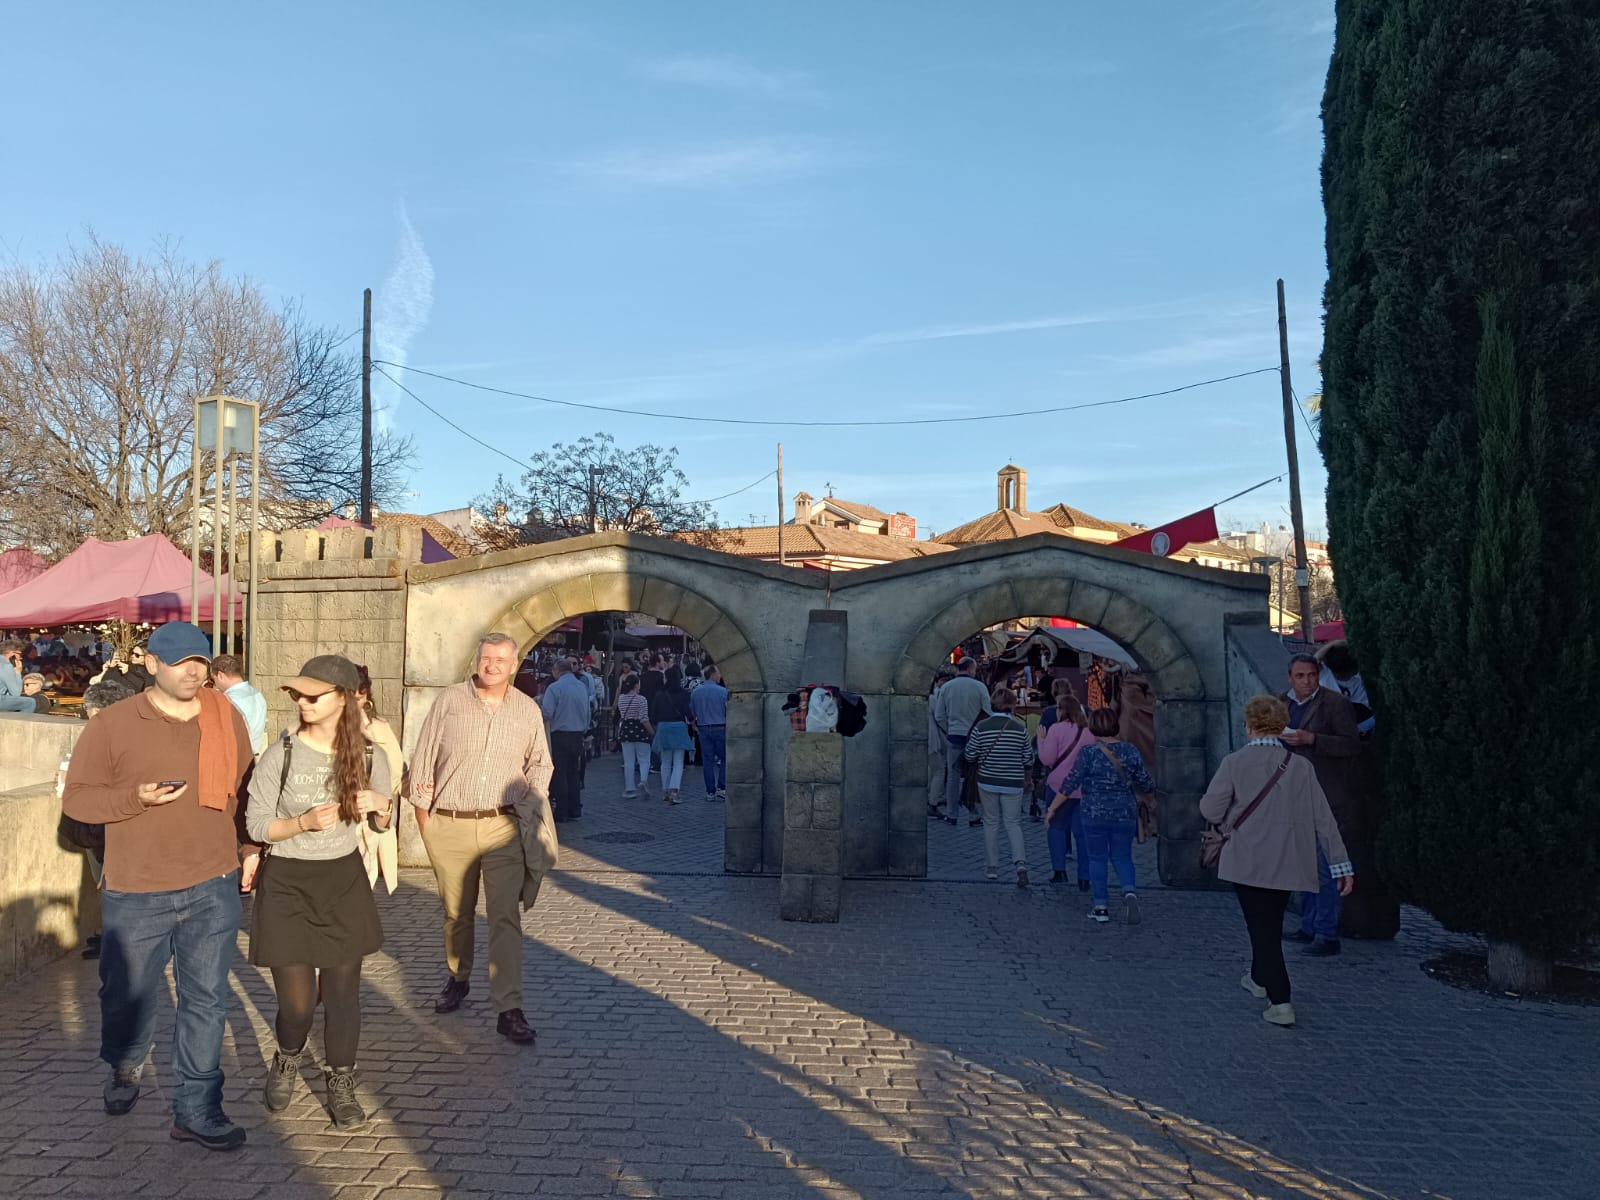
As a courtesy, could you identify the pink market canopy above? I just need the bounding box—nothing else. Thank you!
[0,547,48,594]
[0,534,240,626]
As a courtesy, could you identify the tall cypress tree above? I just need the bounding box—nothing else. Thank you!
[1321,3,1600,986]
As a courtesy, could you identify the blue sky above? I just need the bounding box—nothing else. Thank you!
[2,0,1334,538]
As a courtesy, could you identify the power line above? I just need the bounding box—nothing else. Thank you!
[372,360,1283,429]
[376,363,779,508]
[1289,385,1319,442]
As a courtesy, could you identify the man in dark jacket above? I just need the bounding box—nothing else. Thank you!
[1281,654,1362,955]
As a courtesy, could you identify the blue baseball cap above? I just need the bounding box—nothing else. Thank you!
[146,622,212,664]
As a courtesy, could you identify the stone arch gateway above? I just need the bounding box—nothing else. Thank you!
[384,532,1269,885]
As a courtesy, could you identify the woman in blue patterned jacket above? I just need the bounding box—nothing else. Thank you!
[1050,707,1156,925]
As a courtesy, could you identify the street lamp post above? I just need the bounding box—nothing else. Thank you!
[588,465,604,534]
[193,396,260,663]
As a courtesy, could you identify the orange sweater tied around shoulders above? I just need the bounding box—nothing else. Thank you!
[195,686,240,810]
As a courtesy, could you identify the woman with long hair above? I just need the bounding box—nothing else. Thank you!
[616,673,654,799]
[246,655,392,1129]
[1037,684,1092,888]
[649,674,694,804]
[354,665,405,894]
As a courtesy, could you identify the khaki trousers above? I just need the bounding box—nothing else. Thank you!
[421,813,526,1013]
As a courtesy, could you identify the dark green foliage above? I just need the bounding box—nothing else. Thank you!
[1321,2,1600,957]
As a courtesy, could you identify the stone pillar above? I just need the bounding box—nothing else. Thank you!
[1153,697,1223,887]
[781,733,844,922]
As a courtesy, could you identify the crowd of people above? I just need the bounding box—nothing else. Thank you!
[932,643,1369,1028]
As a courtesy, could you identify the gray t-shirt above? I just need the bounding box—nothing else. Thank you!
[246,733,393,861]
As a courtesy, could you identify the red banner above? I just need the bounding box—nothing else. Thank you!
[1113,507,1218,557]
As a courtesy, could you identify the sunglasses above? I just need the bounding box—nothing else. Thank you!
[286,688,335,703]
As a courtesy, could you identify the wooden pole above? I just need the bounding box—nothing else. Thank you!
[360,288,373,524]
[1277,279,1313,643]
[776,443,785,566]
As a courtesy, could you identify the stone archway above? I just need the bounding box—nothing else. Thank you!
[886,574,1215,885]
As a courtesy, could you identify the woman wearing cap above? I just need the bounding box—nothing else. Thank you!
[246,654,393,1129]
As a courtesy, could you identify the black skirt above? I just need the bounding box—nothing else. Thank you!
[249,849,383,968]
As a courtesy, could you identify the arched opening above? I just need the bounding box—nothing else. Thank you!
[888,574,1213,888]
[475,571,769,877]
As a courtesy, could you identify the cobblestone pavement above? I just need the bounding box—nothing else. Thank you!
[3,755,1596,1200]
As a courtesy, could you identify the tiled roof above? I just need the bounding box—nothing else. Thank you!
[931,509,1073,546]
[370,512,475,559]
[695,523,953,562]
[821,498,891,523]
[1036,502,1133,535]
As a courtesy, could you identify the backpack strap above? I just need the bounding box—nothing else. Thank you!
[277,729,293,798]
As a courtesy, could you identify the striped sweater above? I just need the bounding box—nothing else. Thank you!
[962,713,1036,788]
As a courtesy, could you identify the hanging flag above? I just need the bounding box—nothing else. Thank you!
[1113,507,1218,557]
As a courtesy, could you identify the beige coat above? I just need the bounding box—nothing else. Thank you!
[1199,742,1350,893]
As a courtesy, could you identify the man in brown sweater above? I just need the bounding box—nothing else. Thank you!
[62,621,257,1152]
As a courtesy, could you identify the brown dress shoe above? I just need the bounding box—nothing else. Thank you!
[497,1008,536,1043]
[434,977,469,1014]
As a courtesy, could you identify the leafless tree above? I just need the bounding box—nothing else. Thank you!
[471,433,717,548]
[0,237,412,550]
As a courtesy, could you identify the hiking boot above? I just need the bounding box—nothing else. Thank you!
[1263,1003,1297,1027]
[498,1008,536,1044]
[263,1047,303,1112]
[169,1112,247,1151]
[434,977,470,1014]
[1016,866,1029,887]
[1282,929,1315,944]
[104,1065,141,1115]
[1088,907,1110,924]
[325,1067,367,1130]
[1123,893,1142,925]
[1302,939,1342,957]
[1240,973,1268,999]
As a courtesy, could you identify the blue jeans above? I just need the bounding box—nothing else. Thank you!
[100,872,241,1122]
[1047,795,1087,878]
[0,695,33,712]
[1082,816,1137,906]
[1298,847,1341,941]
[699,725,727,793]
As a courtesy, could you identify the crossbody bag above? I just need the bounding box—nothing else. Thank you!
[1199,750,1291,870]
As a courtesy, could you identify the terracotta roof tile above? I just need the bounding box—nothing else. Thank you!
[692,524,952,563]
[932,510,1071,545]
[370,512,475,559]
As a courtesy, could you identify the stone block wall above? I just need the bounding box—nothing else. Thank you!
[781,733,844,921]
[0,782,100,983]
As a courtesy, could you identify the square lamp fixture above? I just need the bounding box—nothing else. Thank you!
[196,396,258,455]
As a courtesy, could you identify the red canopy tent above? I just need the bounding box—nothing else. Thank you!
[0,547,48,595]
[1313,620,1347,643]
[0,534,240,626]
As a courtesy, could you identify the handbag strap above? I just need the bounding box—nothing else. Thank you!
[970,714,1019,773]
[1098,741,1136,791]
[1223,750,1292,834]
[1049,725,1087,771]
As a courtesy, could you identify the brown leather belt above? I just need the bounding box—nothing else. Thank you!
[435,807,515,819]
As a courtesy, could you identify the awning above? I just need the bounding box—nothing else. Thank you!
[0,534,240,626]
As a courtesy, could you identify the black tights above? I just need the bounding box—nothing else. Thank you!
[1234,884,1292,1005]
[271,963,363,1069]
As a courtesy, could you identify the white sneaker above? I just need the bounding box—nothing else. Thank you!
[1263,1003,1296,1026]
[1240,973,1267,999]
[1088,907,1110,923]
[1122,893,1141,925]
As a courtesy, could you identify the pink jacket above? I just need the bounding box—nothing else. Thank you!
[1037,721,1093,796]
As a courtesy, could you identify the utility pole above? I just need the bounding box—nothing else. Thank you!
[776,443,785,566]
[360,287,373,524]
[1277,279,1313,643]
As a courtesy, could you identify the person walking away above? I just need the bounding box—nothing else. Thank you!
[61,621,257,1151]
[1055,707,1157,924]
[650,675,694,804]
[615,674,654,798]
[926,668,954,816]
[1280,654,1363,956]
[690,665,729,800]
[246,655,393,1128]
[931,658,992,826]
[410,632,554,1045]
[1038,687,1092,888]
[963,687,1036,884]
[541,658,590,822]
[1200,694,1354,1026]
[211,654,268,757]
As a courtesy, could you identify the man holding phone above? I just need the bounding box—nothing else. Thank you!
[62,621,257,1151]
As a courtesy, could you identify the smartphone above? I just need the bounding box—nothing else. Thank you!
[158,779,187,789]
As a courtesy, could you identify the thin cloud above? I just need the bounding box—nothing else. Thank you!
[641,54,823,102]
[372,204,435,433]
[571,140,828,187]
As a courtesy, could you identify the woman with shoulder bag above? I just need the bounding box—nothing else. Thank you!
[1037,687,1092,889]
[963,687,1037,885]
[616,674,654,799]
[1199,694,1354,1027]
[649,675,693,804]
[245,655,393,1129]
[1054,707,1157,924]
